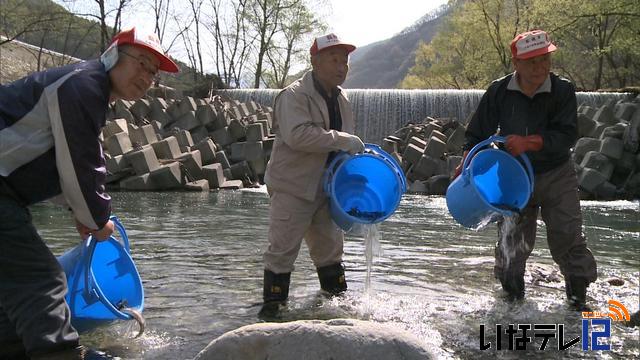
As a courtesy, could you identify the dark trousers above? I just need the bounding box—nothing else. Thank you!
[0,195,79,357]
[494,160,598,284]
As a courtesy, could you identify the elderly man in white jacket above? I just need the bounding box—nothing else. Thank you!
[261,33,364,315]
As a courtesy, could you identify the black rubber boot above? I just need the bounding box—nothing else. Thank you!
[259,270,290,318]
[565,276,590,311]
[499,275,525,302]
[317,263,347,295]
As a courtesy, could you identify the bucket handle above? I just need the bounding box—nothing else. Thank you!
[461,135,534,193]
[323,151,350,196]
[82,215,135,320]
[364,143,407,193]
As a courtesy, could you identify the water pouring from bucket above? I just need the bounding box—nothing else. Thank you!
[323,144,407,232]
[446,136,534,229]
[57,216,145,337]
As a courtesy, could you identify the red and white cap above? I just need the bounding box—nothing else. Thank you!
[510,30,557,60]
[110,27,179,73]
[310,33,356,56]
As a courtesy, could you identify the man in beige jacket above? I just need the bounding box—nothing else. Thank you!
[261,33,364,315]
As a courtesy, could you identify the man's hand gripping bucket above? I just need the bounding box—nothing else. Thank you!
[323,144,407,231]
[57,216,145,336]
[446,136,534,229]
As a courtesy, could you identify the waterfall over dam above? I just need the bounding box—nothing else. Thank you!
[219,88,631,143]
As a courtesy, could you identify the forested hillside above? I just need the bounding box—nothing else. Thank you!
[401,0,640,91]
[344,5,449,89]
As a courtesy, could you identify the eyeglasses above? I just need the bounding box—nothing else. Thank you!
[119,50,160,79]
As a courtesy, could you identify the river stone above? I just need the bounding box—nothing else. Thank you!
[605,277,625,286]
[194,319,435,360]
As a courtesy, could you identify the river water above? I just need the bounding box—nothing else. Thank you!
[33,189,638,359]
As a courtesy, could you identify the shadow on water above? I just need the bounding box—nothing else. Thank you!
[32,190,639,359]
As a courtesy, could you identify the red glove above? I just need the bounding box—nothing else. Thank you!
[505,135,543,156]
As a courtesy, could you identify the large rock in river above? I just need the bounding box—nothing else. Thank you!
[194,318,435,360]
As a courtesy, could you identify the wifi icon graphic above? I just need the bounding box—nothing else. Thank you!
[607,300,630,322]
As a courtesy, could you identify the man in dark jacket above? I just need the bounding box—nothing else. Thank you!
[461,30,597,310]
[0,28,178,358]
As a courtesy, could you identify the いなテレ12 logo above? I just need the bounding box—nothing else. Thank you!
[581,299,630,351]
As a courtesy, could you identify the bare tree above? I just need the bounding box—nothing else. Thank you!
[55,0,131,51]
[264,1,324,87]
[206,0,253,87]
[177,0,205,80]
[473,0,526,74]
[90,0,130,51]
[151,0,171,42]
[176,13,199,79]
[248,0,301,88]
[188,0,205,76]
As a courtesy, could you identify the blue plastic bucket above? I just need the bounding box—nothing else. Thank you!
[446,136,534,229]
[57,216,144,332]
[324,144,407,231]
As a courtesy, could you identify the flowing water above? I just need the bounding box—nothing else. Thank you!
[498,215,521,270]
[351,223,382,294]
[33,190,639,359]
